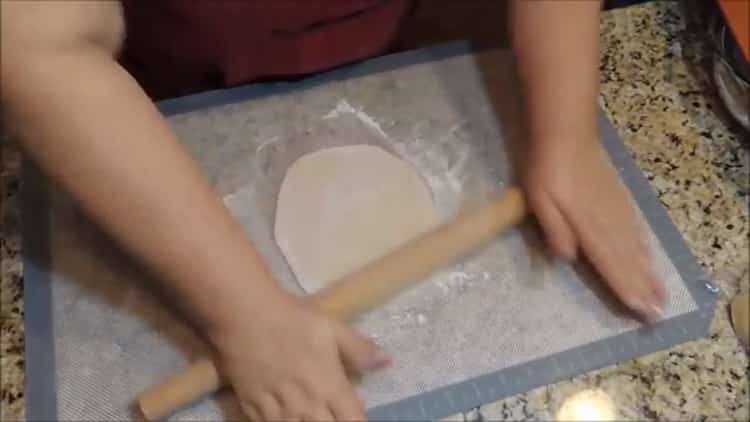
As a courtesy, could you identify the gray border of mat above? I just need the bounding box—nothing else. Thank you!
[23,41,716,421]
[367,108,718,421]
[22,163,58,422]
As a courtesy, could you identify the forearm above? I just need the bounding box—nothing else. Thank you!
[2,48,283,337]
[510,0,601,147]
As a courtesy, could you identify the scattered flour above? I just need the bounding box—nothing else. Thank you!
[449,271,473,284]
[322,99,468,201]
[436,270,489,294]
[323,100,392,142]
[386,309,430,328]
[256,136,280,152]
[321,99,496,327]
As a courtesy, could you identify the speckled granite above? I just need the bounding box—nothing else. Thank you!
[475,3,749,421]
[1,138,24,422]
[1,2,747,421]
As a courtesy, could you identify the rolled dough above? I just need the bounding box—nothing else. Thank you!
[274,145,440,293]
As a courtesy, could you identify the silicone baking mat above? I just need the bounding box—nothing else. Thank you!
[23,42,716,421]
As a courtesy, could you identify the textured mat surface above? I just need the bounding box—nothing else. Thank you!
[24,43,715,421]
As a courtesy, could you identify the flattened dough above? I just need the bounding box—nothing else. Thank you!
[274,145,440,293]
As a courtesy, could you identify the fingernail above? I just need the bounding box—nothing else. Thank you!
[564,245,578,261]
[371,350,391,368]
[624,297,652,319]
[625,296,665,322]
[650,304,664,319]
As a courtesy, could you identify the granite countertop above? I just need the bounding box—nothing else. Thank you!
[1,2,748,421]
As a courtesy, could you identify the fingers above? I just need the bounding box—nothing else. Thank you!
[633,246,666,315]
[336,325,391,372]
[252,391,282,421]
[528,189,578,260]
[568,208,664,321]
[307,404,336,422]
[650,265,667,305]
[327,375,367,421]
[302,367,365,422]
[245,328,375,421]
[618,244,663,320]
[276,383,335,421]
[254,383,356,421]
[530,177,665,322]
[278,383,309,421]
[227,300,375,422]
[240,402,262,422]
[327,326,378,420]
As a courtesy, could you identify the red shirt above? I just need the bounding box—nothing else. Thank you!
[119,0,412,99]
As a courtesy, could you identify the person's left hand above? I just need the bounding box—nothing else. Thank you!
[521,136,666,321]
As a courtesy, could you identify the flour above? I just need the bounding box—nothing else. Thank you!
[446,144,469,188]
[317,101,485,333]
[323,99,469,206]
[323,100,392,142]
[415,126,467,198]
[449,271,473,284]
[436,270,489,295]
[385,309,431,329]
[256,136,280,153]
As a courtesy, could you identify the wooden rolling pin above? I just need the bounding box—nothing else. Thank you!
[138,187,527,420]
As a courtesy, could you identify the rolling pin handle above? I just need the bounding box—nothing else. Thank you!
[136,187,526,420]
[138,358,221,421]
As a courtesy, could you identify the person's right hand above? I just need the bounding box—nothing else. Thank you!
[211,291,390,421]
[521,137,666,321]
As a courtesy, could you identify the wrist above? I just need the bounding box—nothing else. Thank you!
[189,272,292,347]
[527,127,599,155]
[522,131,602,183]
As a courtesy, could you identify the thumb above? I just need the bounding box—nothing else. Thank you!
[336,325,391,373]
[528,189,578,261]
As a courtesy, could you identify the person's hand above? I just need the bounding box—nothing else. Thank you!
[522,137,665,321]
[211,291,390,421]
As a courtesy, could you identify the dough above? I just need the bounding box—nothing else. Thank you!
[274,145,440,293]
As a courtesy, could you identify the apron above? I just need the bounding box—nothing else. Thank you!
[119,0,412,99]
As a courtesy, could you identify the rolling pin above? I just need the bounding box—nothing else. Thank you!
[137,187,527,420]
